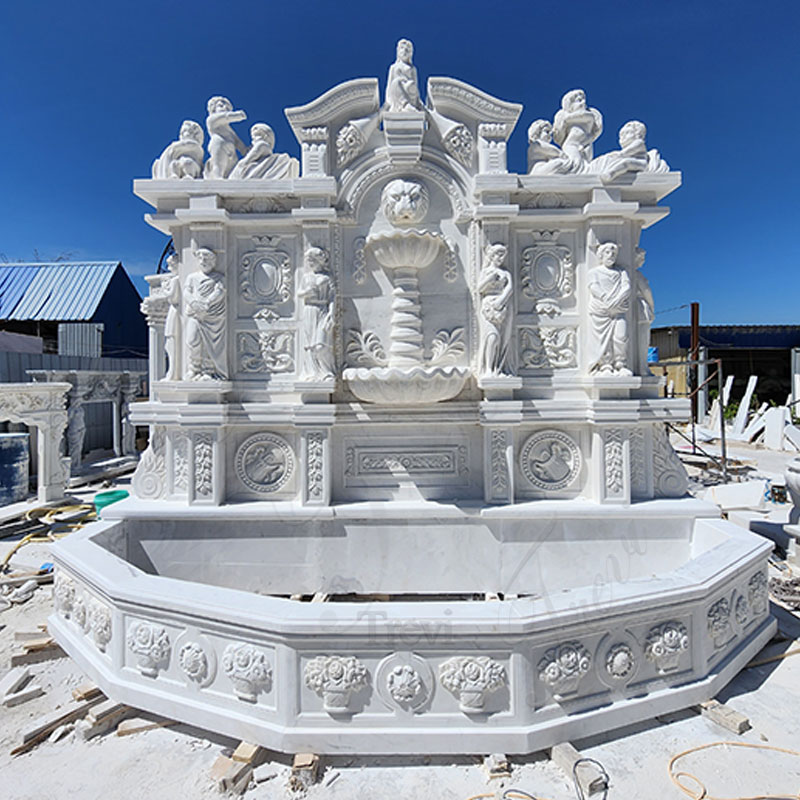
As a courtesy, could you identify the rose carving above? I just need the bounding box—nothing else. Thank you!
[304,655,369,714]
[439,656,506,713]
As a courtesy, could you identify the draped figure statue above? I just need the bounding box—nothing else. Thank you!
[184,248,227,381]
[477,243,513,377]
[587,242,632,375]
[297,246,335,380]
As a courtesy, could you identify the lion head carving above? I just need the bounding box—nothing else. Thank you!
[380,179,430,226]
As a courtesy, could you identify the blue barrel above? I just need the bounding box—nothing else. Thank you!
[0,433,30,505]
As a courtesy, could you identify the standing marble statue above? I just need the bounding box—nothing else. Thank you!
[590,120,669,182]
[151,120,204,179]
[527,119,570,174]
[204,96,248,179]
[477,243,513,376]
[163,253,181,381]
[588,242,632,375]
[634,247,655,374]
[298,246,335,379]
[385,39,423,112]
[230,123,299,179]
[553,89,603,172]
[184,248,227,381]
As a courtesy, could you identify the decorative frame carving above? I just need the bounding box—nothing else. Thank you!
[240,249,292,305]
[520,237,574,315]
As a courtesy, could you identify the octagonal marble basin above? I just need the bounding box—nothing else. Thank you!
[49,497,774,755]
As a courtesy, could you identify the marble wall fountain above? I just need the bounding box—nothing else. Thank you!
[49,41,774,755]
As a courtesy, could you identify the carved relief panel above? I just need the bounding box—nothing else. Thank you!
[518,231,575,317]
[235,234,299,378]
[516,427,586,498]
[229,430,297,500]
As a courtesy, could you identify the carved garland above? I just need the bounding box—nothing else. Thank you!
[604,428,625,495]
[306,432,325,501]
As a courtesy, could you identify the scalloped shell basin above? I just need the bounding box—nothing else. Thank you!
[367,229,444,269]
[49,498,774,755]
[343,365,469,404]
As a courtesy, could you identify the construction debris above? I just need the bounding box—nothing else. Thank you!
[116,717,176,737]
[0,667,31,698]
[252,763,279,784]
[76,701,136,740]
[696,699,751,734]
[231,741,261,764]
[703,480,767,512]
[769,573,800,609]
[9,637,65,667]
[11,694,106,756]
[483,752,511,778]
[213,756,252,795]
[7,579,38,604]
[3,682,44,708]
[72,681,103,702]
[550,743,609,796]
[289,752,320,792]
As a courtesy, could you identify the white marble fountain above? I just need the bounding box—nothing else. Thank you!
[49,41,774,755]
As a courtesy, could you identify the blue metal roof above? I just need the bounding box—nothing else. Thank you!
[0,262,120,321]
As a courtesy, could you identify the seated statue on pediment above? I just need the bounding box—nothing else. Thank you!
[151,120,204,179]
[591,120,669,182]
[527,119,571,174]
[230,124,299,180]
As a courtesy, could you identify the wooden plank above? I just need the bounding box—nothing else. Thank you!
[10,644,64,666]
[115,717,176,737]
[12,696,105,755]
[232,741,261,764]
[72,682,103,702]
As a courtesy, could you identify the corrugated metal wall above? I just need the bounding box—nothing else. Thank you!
[58,323,104,357]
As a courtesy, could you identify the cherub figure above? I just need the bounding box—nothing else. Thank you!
[477,243,513,377]
[587,242,632,376]
[204,96,248,179]
[151,120,204,179]
[230,123,299,179]
[591,120,669,182]
[527,119,570,174]
[385,38,422,112]
[553,89,603,172]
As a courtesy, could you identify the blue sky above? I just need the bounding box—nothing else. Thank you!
[2,0,798,326]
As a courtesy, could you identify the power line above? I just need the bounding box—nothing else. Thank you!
[654,304,690,316]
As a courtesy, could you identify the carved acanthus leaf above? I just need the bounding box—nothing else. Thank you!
[346,330,388,367]
[429,328,465,367]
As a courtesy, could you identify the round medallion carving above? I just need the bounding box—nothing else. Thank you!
[235,433,294,494]
[605,643,635,680]
[520,429,581,491]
